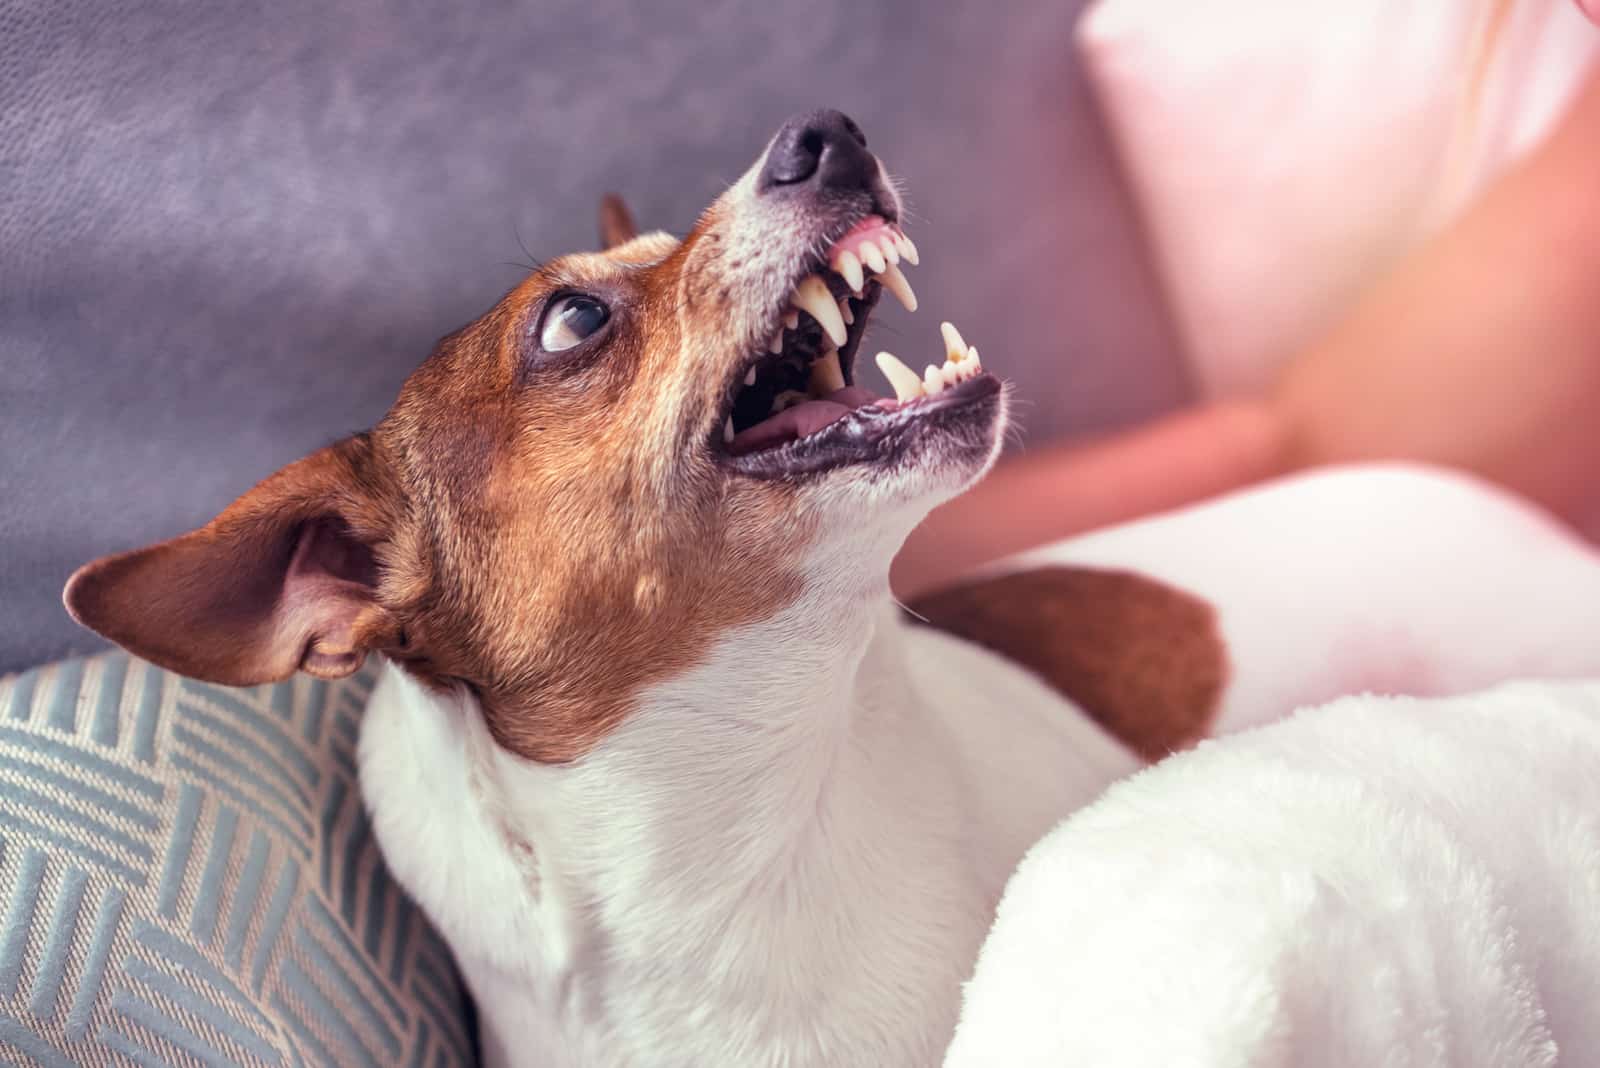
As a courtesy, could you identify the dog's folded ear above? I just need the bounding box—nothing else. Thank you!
[598,193,638,249]
[64,434,405,687]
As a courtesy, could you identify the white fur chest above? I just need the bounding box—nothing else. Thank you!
[358,599,1139,1067]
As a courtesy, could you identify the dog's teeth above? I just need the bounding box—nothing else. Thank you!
[875,351,925,403]
[783,309,800,331]
[744,367,758,386]
[772,389,809,413]
[859,241,887,275]
[877,235,900,267]
[768,330,785,355]
[879,263,918,312]
[833,250,865,294]
[940,321,968,363]
[966,346,982,371]
[793,275,848,347]
[897,233,920,266]
[922,364,946,395]
[838,298,854,326]
[723,417,735,444]
[810,349,846,395]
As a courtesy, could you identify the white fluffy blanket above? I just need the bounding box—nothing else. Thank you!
[945,682,1600,1067]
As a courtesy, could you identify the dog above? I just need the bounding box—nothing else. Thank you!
[65,110,1600,1066]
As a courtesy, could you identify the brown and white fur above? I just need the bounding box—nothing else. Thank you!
[63,112,1600,1067]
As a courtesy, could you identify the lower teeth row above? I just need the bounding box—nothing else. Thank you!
[723,311,983,445]
[874,321,983,403]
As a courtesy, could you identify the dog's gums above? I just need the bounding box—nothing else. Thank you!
[717,213,998,476]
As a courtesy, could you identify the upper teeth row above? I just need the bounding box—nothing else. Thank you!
[831,231,919,301]
[770,230,921,353]
[874,321,983,404]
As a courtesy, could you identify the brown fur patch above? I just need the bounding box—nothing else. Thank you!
[347,228,815,763]
[66,152,927,766]
[910,566,1228,761]
[65,200,816,764]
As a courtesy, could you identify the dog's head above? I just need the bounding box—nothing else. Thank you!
[65,110,1006,761]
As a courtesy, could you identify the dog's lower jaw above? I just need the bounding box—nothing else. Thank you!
[359,579,1140,1067]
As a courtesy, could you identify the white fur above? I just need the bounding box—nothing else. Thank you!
[359,464,1600,1066]
[945,681,1600,1067]
[361,562,1138,1066]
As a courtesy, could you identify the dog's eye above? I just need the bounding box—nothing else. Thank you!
[538,294,610,352]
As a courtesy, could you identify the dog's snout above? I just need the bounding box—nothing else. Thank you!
[758,110,875,195]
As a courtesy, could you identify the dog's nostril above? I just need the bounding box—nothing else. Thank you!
[758,109,875,194]
[763,124,827,186]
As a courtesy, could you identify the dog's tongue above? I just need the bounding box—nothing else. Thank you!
[730,386,876,454]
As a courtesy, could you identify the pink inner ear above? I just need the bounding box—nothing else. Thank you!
[282,518,384,674]
[291,517,379,588]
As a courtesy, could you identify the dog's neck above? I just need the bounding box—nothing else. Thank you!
[360,522,1014,1065]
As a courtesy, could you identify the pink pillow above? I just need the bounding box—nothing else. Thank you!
[1078,0,1597,399]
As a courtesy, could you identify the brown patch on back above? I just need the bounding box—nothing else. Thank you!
[910,566,1228,762]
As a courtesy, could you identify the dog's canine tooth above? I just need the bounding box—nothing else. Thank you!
[966,345,981,371]
[897,233,920,266]
[833,250,865,294]
[723,417,735,444]
[794,276,848,347]
[875,351,925,403]
[940,321,967,363]
[922,364,946,395]
[810,349,846,395]
[859,241,886,275]
[783,308,800,331]
[879,263,918,312]
[877,235,900,267]
[838,298,854,326]
[768,329,785,355]
[744,367,758,386]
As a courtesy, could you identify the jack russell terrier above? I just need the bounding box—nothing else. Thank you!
[64,111,1600,1066]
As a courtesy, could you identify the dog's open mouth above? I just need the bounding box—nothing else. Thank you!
[715,215,999,477]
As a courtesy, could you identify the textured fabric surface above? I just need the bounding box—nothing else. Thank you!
[0,654,473,1067]
[0,0,1186,673]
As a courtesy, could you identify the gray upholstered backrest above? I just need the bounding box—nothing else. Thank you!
[0,0,1186,672]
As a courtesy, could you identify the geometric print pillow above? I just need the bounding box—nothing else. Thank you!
[0,652,475,1067]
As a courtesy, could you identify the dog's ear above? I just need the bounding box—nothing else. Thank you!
[64,434,406,686]
[598,193,638,249]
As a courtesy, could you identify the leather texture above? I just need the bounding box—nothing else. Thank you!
[0,654,471,1066]
[0,0,1186,672]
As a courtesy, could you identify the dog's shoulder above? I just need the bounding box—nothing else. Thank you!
[908,566,1228,762]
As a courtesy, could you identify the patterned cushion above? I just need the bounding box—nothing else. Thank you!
[0,653,475,1067]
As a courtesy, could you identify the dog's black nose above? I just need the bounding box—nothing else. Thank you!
[758,110,875,195]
